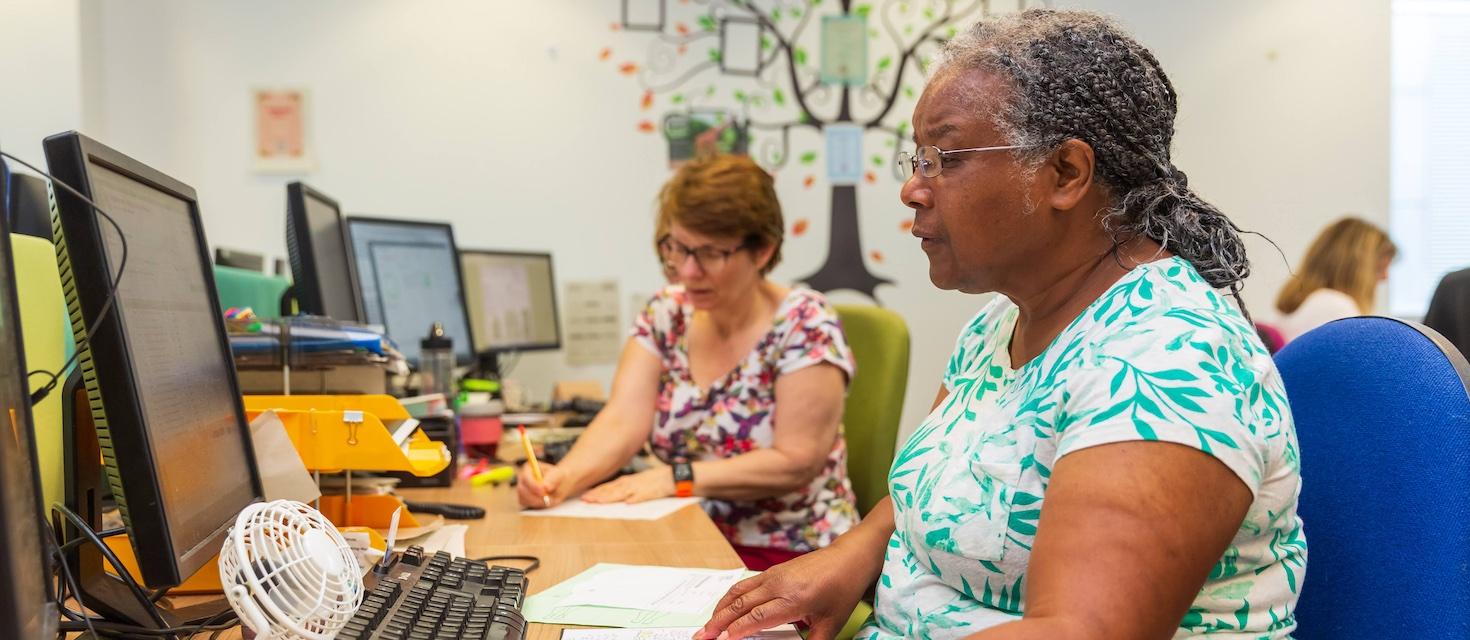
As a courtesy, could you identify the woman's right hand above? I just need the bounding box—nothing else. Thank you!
[694,540,880,640]
[516,461,568,509]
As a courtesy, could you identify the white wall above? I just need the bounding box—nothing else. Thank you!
[0,0,82,165]
[71,0,1388,445]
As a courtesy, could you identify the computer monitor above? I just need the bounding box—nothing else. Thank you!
[286,182,364,322]
[459,250,561,355]
[345,216,474,366]
[0,173,59,640]
[1,159,52,241]
[44,131,263,589]
[213,246,265,272]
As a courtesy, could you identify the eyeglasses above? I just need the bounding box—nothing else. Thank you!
[898,144,1027,178]
[658,236,748,274]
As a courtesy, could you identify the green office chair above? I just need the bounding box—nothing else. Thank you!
[833,304,910,516]
[831,304,909,640]
[212,265,291,319]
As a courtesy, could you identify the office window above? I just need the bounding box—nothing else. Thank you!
[1390,1,1470,316]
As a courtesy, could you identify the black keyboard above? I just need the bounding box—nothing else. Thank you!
[340,545,529,640]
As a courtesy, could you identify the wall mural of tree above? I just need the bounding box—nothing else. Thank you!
[605,0,1031,300]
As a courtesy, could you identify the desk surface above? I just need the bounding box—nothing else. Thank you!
[169,481,742,639]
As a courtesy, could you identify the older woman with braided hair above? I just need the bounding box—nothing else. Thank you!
[696,10,1305,640]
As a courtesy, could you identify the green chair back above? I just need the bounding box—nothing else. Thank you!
[13,233,70,512]
[213,265,291,319]
[833,304,909,517]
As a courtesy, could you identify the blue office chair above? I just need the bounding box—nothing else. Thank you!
[1275,316,1470,639]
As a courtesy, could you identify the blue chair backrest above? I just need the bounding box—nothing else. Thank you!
[1275,316,1470,639]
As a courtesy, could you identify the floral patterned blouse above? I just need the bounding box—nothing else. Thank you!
[860,257,1306,639]
[632,285,860,551]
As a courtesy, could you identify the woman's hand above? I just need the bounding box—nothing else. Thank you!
[516,461,568,509]
[695,540,882,640]
[581,466,674,504]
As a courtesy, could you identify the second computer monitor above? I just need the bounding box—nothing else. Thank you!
[345,216,474,366]
[286,182,364,323]
[459,250,561,354]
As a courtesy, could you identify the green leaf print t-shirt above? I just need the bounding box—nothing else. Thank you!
[860,257,1307,639]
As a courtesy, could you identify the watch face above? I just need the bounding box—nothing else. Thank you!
[673,462,694,482]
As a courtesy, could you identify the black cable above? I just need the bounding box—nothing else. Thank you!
[0,149,130,407]
[47,515,99,640]
[473,554,540,574]
[59,526,126,554]
[51,503,166,629]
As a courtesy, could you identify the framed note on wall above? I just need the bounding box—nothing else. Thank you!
[252,87,315,173]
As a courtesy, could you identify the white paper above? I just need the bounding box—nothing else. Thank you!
[559,566,745,613]
[400,523,468,558]
[520,497,700,521]
[248,410,321,504]
[564,280,622,366]
[560,625,800,640]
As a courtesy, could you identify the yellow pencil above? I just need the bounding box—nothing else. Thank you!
[518,425,551,507]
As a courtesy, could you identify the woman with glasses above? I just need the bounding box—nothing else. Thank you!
[697,10,1305,640]
[517,154,859,571]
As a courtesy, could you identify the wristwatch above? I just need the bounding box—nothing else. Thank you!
[672,458,694,498]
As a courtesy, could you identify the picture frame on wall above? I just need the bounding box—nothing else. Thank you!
[252,87,315,174]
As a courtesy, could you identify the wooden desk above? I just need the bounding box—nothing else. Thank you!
[142,480,740,639]
[398,481,742,639]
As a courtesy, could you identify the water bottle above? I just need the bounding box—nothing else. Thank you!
[419,322,454,396]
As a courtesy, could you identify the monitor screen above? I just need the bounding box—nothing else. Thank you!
[85,162,260,571]
[346,217,474,365]
[0,209,57,639]
[286,183,363,323]
[45,130,261,587]
[460,250,561,353]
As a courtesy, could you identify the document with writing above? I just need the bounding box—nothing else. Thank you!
[520,497,701,521]
[560,625,800,639]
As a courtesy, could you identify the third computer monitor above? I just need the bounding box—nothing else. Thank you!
[345,216,474,366]
[459,250,561,355]
[286,182,364,323]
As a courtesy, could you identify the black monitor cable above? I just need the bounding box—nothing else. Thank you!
[50,503,170,631]
[0,149,129,408]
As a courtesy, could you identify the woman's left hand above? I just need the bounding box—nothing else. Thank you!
[581,466,675,504]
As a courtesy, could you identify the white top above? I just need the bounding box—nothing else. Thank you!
[860,258,1306,639]
[1275,288,1362,343]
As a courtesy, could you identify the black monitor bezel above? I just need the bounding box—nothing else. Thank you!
[0,168,59,639]
[344,215,476,366]
[285,182,364,323]
[43,131,264,587]
[458,248,563,354]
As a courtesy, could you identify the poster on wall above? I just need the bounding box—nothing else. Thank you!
[564,280,622,367]
[252,88,314,173]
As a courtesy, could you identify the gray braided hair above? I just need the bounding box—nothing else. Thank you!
[936,10,1253,306]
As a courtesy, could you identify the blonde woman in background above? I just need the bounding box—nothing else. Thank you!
[1274,217,1397,342]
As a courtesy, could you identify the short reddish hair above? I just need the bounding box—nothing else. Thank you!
[655,154,784,275]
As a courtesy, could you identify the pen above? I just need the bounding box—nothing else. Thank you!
[518,425,551,507]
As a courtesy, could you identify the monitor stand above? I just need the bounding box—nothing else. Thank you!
[60,370,232,629]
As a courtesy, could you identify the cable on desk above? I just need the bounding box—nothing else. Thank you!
[0,149,131,408]
[51,503,169,630]
[474,554,541,574]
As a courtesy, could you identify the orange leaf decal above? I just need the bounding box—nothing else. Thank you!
[678,45,688,56]
[619,62,639,75]
[865,171,877,184]
[899,219,915,233]
[598,47,612,61]
[792,219,810,237]
[637,120,657,133]
[870,250,885,263]
[676,22,690,35]
[641,90,654,110]
[803,176,815,188]
[610,22,622,31]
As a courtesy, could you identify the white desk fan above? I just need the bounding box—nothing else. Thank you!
[219,500,364,639]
